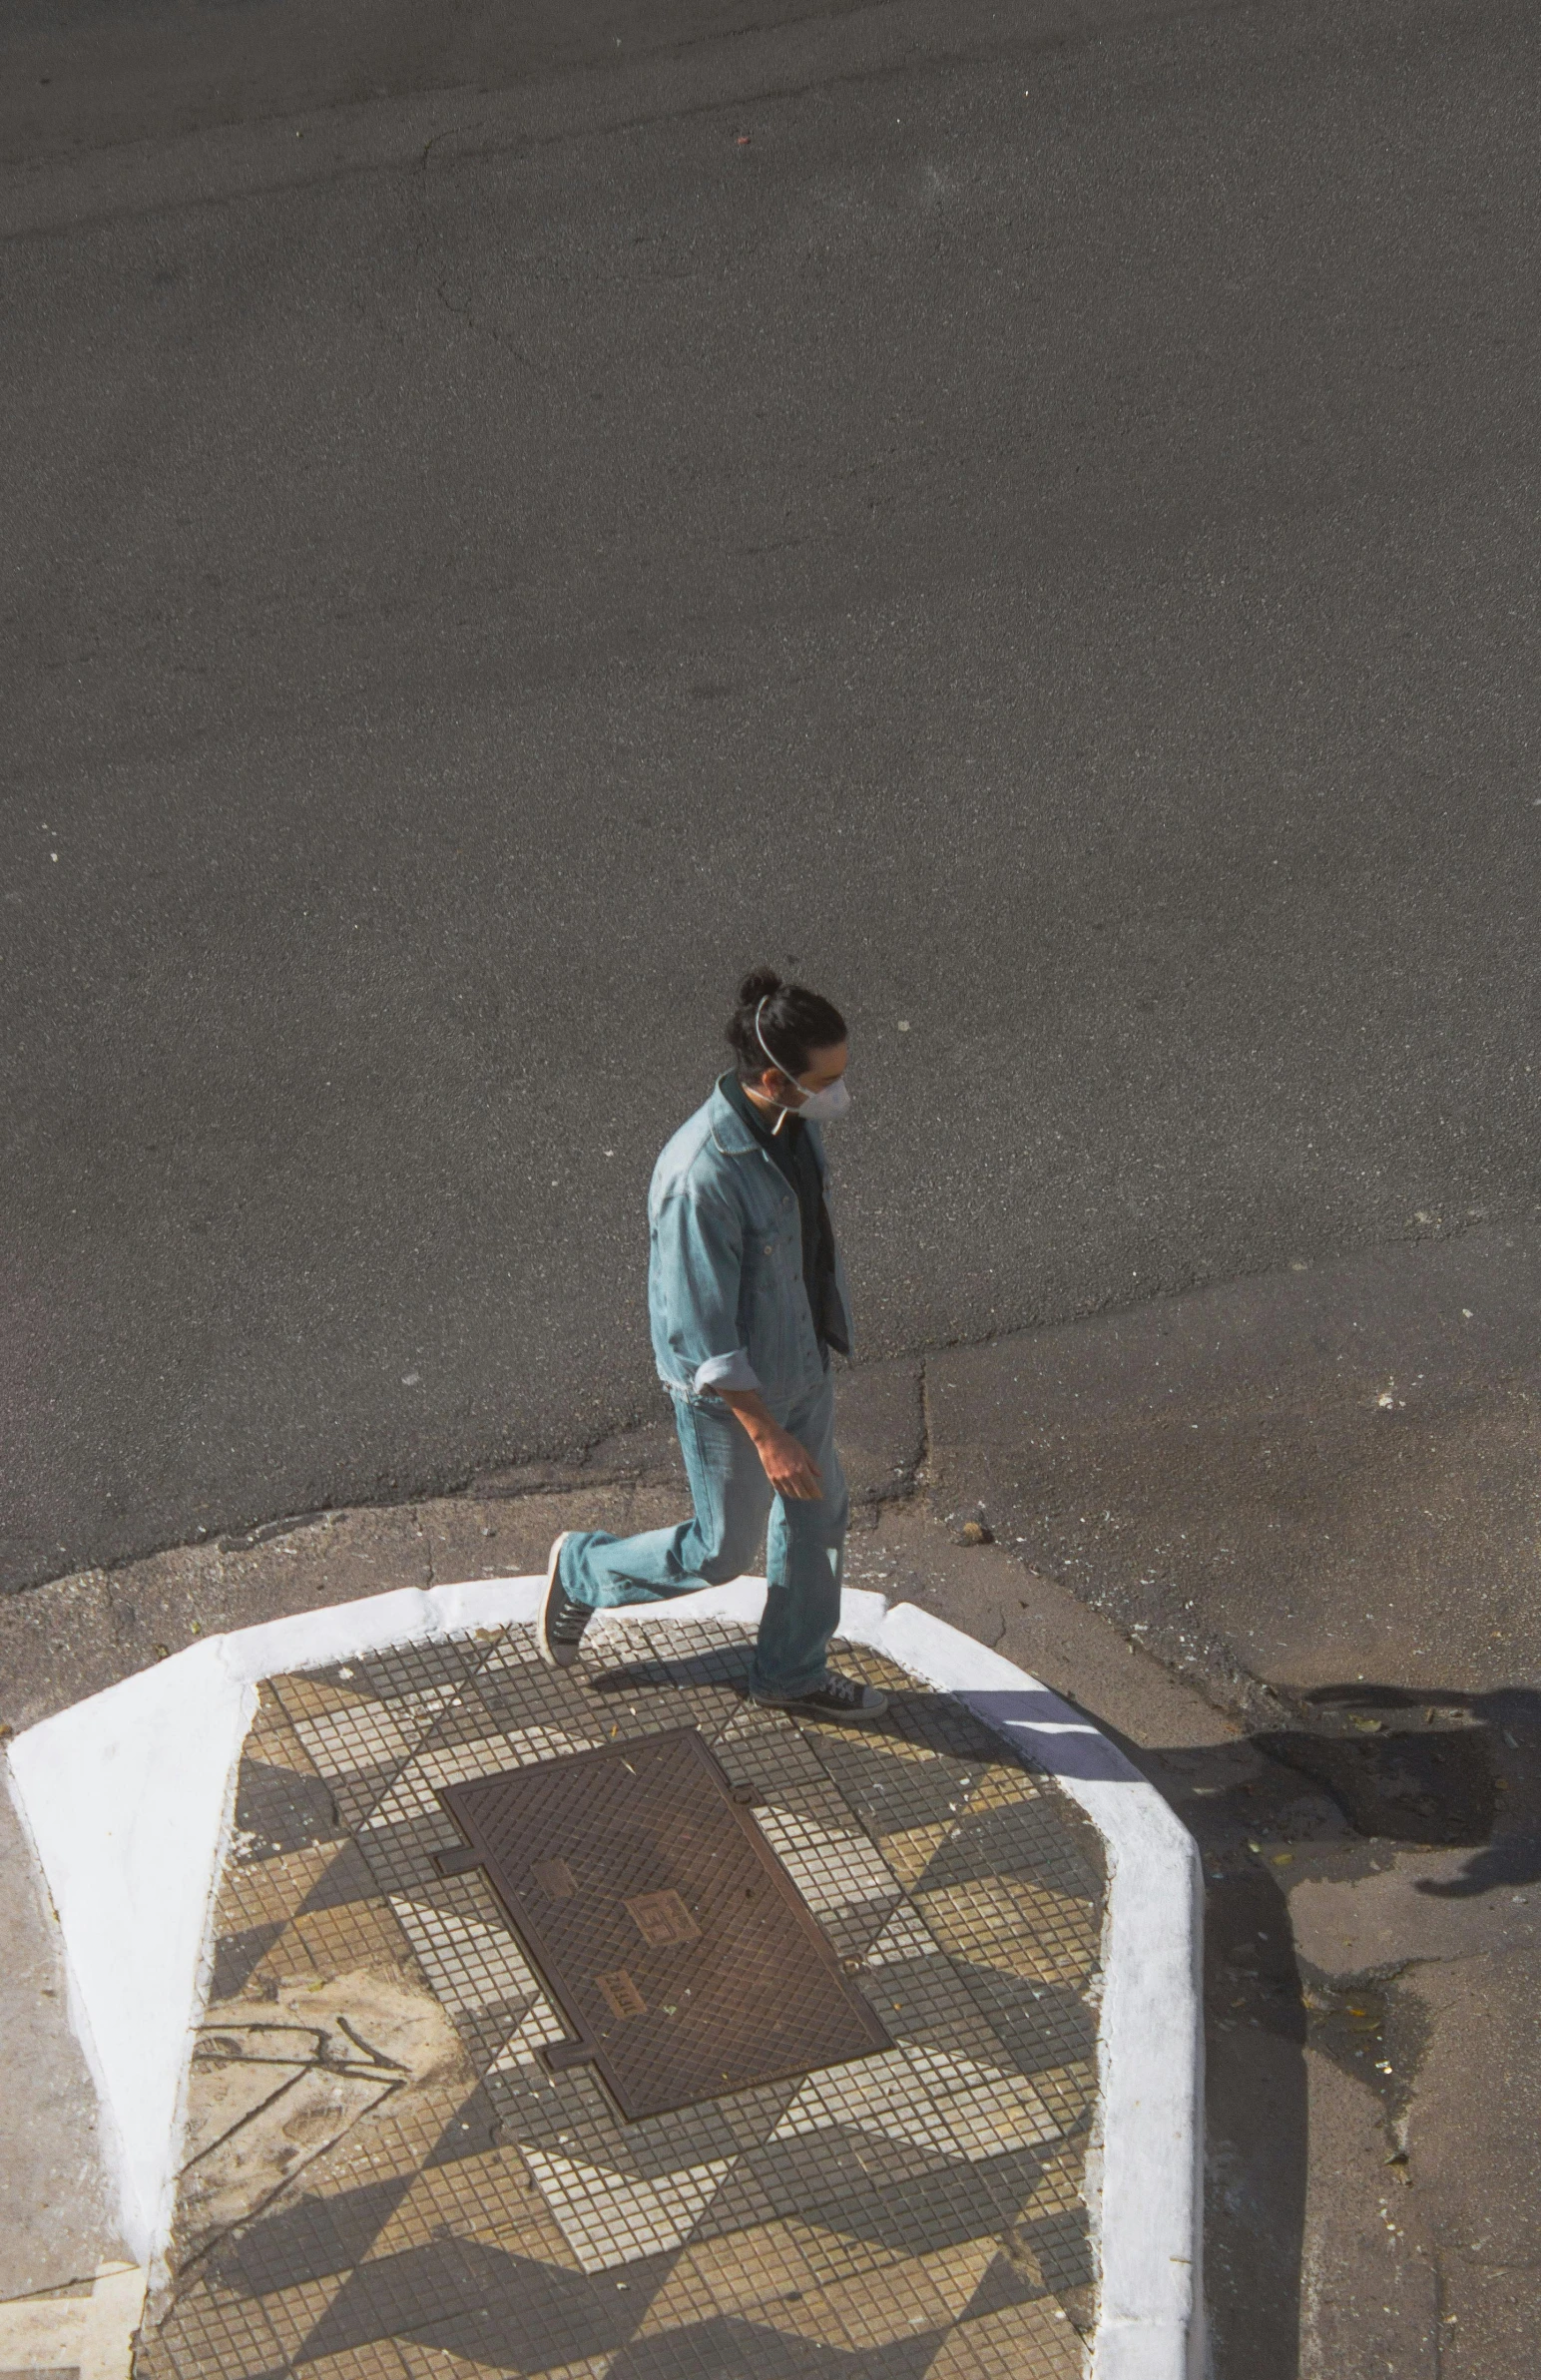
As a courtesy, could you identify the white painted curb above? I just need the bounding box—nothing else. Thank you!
[7,1577,1204,2379]
[869,1603,1207,2380]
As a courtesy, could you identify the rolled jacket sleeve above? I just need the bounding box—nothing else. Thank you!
[693,1347,762,1394]
[650,1186,763,1398]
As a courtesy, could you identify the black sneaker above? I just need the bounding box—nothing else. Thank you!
[749,1670,888,1724]
[538,1531,593,1668]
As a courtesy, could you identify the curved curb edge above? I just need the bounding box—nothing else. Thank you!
[8,1574,1205,2377]
[862,1601,1206,2380]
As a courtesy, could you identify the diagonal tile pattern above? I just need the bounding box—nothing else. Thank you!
[141,1615,1102,2379]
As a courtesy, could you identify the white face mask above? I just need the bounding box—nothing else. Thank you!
[783,1077,852,1123]
[754,998,852,1127]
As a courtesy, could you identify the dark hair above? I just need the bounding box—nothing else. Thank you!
[726,968,848,1083]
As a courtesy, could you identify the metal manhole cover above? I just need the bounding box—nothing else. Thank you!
[436,1726,889,2119]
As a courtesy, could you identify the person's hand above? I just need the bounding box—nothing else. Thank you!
[714,1385,824,1499]
[752,1421,823,1501]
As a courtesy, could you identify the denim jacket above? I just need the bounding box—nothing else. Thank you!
[648,1074,855,1405]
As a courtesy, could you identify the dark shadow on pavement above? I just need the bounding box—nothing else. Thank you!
[1085,1678,1538,2380]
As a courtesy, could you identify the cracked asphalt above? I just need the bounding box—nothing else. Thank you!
[4,1,1540,2370]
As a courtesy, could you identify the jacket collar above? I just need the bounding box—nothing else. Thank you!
[707,1073,771,1158]
[706,1074,827,1183]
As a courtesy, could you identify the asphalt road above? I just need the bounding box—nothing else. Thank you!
[4,0,1539,1591]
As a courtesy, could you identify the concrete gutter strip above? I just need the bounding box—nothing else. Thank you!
[8,1575,1205,2378]
[0,2262,148,2380]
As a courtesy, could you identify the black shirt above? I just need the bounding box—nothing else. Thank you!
[720,1072,848,1357]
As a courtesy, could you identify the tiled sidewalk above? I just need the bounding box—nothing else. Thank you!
[142,1617,1104,2380]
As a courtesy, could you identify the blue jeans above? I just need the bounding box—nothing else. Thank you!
[557,1363,848,1698]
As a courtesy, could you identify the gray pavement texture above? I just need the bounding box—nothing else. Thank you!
[5,0,1541,1591]
[927,1218,1541,1703]
[0,1775,134,2300]
[6,1243,1540,2373]
[5,2,1540,2372]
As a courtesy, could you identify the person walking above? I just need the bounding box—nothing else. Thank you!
[538,966,886,1722]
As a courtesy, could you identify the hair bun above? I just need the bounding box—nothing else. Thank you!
[736,965,783,1008]
[724,967,847,1081]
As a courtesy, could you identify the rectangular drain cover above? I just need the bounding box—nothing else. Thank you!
[437,1726,889,2119]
